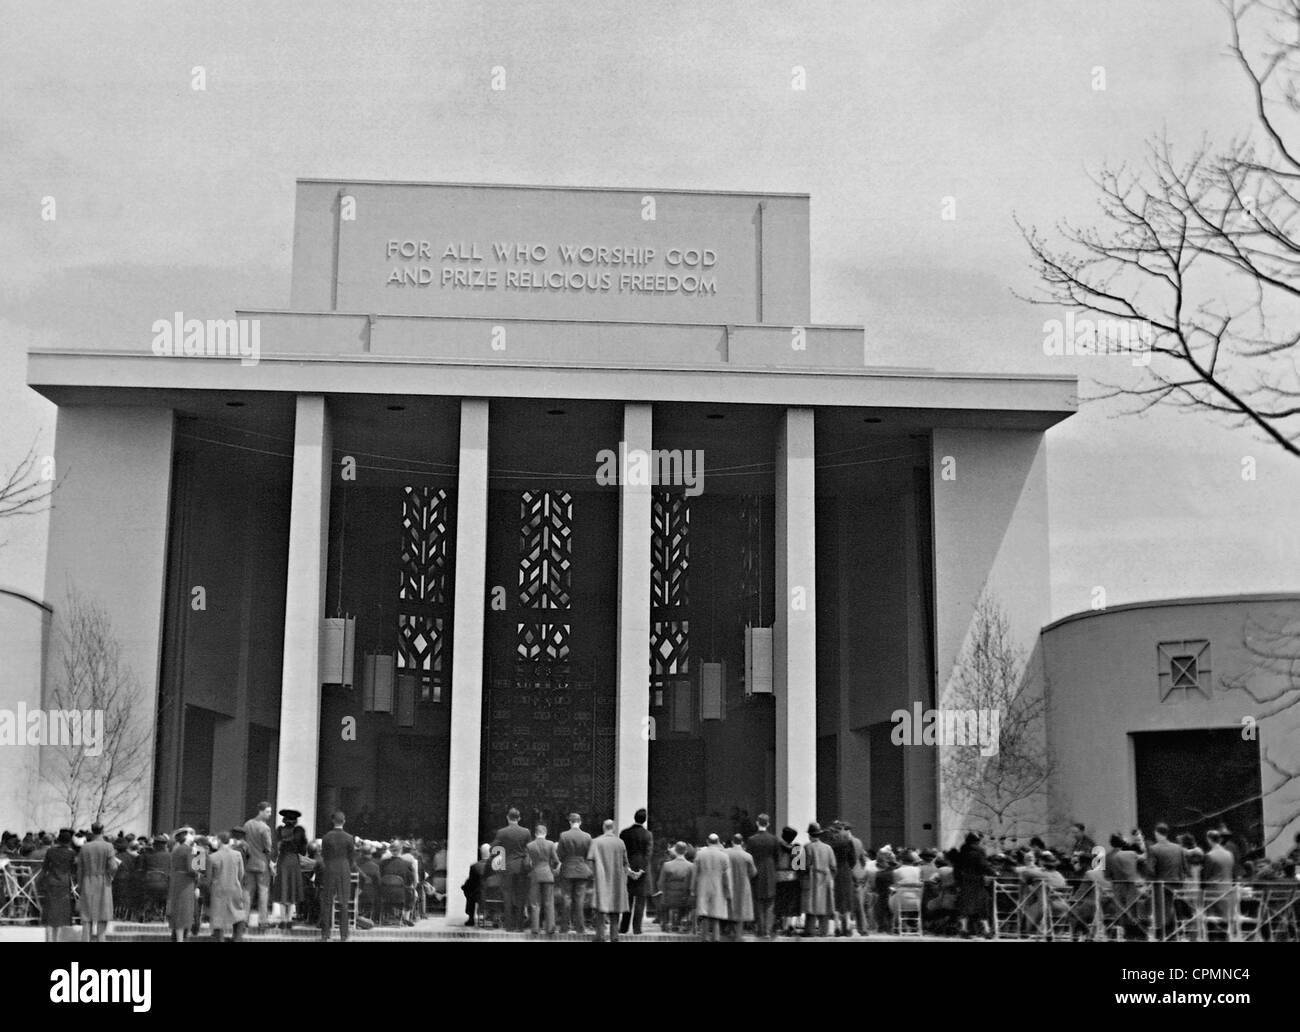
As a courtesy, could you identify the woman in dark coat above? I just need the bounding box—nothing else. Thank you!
[39,829,77,942]
[167,829,196,942]
[273,809,307,926]
[955,832,993,938]
[773,826,800,934]
[140,835,171,917]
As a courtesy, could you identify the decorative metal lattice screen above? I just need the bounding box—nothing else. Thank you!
[516,490,573,662]
[650,491,690,684]
[397,486,454,690]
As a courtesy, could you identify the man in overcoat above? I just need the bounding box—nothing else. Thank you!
[745,813,780,938]
[207,831,248,941]
[725,833,757,940]
[588,819,630,941]
[76,822,117,942]
[691,833,733,942]
[800,822,837,937]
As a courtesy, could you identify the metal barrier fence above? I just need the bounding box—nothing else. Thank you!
[8,857,1298,940]
[0,859,361,931]
[0,860,43,923]
[990,877,1300,941]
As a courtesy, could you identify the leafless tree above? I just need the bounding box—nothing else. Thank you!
[0,438,55,545]
[1018,0,1300,459]
[43,588,153,830]
[1218,608,1300,846]
[941,596,1053,842]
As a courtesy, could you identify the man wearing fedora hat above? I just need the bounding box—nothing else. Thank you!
[76,822,118,942]
[800,822,837,938]
[207,831,248,941]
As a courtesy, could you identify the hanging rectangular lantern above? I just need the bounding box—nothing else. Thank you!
[744,626,773,695]
[699,661,725,721]
[671,680,693,733]
[320,617,356,687]
[361,652,395,713]
[396,672,418,727]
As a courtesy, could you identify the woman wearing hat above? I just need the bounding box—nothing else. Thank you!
[38,829,77,942]
[955,832,994,938]
[273,809,307,926]
[773,826,800,935]
[167,829,197,942]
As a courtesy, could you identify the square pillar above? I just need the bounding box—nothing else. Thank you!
[274,395,332,841]
[35,406,174,833]
[444,398,490,923]
[775,407,817,831]
[615,402,653,828]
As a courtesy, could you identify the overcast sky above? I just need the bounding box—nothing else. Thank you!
[2,0,1298,618]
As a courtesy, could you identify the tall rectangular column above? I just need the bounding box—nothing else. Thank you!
[274,395,331,841]
[775,407,817,831]
[35,406,174,833]
[444,398,490,923]
[931,429,1050,846]
[615,402,653,828]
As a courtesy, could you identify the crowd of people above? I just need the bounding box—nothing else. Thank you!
[461,811,1300,941]
[0,804,444,942]
[5,808,1298,942]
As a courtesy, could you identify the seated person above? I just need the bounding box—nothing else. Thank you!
[357,844,382,922]
[461,844,490,927]
[380,842,416,926]
[889,850,924,915]
[1018,850,1068,930]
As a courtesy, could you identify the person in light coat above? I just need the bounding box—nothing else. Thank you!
[800,823,837,937]
[725,833,757,940]
[74,822,118,943]
[166,829,197,942]
[587,819,630,941]
[691,834,733,942]
[206,831,248,941]
[1202,830,1237,926]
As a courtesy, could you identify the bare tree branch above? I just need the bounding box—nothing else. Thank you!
[941,596,1053,842]
[42,587,152,831]
[1019,1,1300,461]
